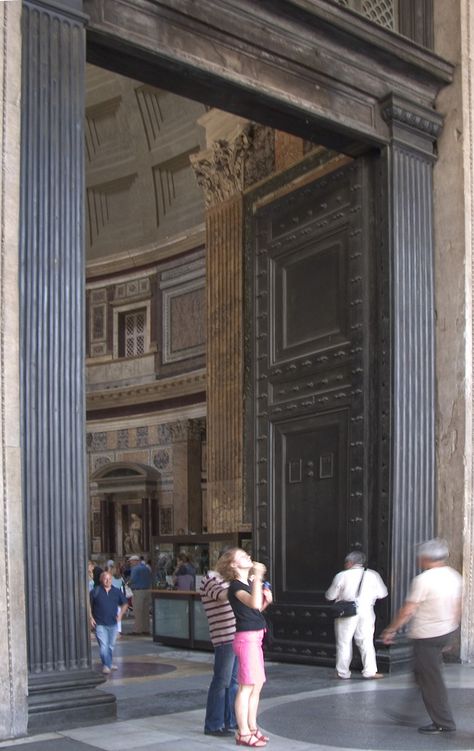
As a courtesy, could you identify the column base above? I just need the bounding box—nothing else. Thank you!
[375,641,413,674]
[28,670,116,732]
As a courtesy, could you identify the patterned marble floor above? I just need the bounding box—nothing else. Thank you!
[3,634,474,751]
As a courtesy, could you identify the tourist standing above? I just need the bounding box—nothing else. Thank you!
[217,548,272,748]
[201,558,238,737]
[129,554,152,634]
[325,551,388,680]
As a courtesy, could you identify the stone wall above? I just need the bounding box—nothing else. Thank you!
[86,248,206,385]
[87,415,206,552]
[0,0,28,740]
[433,0,474,660]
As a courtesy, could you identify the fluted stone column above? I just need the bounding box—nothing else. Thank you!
[20,0,115,728]
[191,113,274,533]
[0,0,28,740]
[378,95,443,618]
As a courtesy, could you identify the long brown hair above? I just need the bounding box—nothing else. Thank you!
[215,547,241,581]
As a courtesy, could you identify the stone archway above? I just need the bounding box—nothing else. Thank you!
[91,462,161,558]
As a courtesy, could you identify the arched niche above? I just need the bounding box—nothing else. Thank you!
[91,462,161,557]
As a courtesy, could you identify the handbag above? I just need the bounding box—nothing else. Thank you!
[331,569,366,619]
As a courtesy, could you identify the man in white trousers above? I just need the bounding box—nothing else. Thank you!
[326,551,388,679]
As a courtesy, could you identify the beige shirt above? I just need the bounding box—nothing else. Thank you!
[408,566,462,639]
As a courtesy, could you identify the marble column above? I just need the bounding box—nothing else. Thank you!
[0,0,28,741]
[191,113,274,533]
[378,95,443,617]
[170,419,203,534]
[20,0,115,728]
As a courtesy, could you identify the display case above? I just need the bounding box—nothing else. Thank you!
[151,590,212,649]
[151,533,252,649]
[151,533,241,589]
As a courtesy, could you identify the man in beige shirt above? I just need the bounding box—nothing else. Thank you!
[382,538,462,735]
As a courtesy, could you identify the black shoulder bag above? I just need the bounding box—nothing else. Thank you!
[331,568,366,618]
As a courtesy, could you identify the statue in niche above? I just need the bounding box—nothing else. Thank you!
[123,533,133,555]
[129,512,142,553]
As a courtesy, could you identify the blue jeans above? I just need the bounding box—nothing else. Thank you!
[204,642,238,732]
[95,624,118,669]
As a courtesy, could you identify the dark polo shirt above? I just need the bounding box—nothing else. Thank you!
[90,585,127,627]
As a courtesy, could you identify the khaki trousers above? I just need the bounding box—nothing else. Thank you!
[132,589,151,634]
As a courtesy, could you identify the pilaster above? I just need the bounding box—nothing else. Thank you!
[20,0,115,728]
[170,419,203,534]
[0,0,28,740]
[191,114,274,533]
[379,95,443,616]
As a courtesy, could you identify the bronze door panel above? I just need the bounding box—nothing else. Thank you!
[271,232,349,364]
[274,411,348,599]
[249,159,370,663]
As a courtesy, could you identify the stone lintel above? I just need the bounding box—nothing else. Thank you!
[85,0,453,153]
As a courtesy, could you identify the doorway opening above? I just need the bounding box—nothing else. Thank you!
[83,59,373,666]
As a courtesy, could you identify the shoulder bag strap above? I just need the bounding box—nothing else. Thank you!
[356,568,366,598]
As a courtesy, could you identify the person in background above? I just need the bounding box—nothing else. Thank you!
[217,548,272,748]
[382,538,462,735]
[90,571,128,674]
[325,551,388,680]
[128,554,152,634]
[92,561,103,588]
[200,552,238,737]
[87,560,95,593]
[107,560,125,637]
[173,552,196,591]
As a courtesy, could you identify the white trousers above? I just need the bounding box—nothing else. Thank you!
[334,610,378,678]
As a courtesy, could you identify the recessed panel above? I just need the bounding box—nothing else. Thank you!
[272,234,348,364]
[274,411,348,598]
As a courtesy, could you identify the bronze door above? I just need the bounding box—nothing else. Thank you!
[249,159,372,663]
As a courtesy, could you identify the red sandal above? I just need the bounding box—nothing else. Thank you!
[250,729,270,742]
[235,732,267,747]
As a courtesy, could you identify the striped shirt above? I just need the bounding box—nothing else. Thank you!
[200,571,236,647]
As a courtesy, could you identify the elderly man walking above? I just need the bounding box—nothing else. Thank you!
[382,538,462,734]
[326,551,388,680]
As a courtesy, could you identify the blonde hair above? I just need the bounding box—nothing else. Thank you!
[215,547,241,581]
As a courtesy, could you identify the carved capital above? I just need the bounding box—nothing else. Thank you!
[191,123,274,208]
[169,420,190,443]
[381,94,443,152]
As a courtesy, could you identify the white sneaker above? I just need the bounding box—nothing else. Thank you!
[111,665,118,670]
[102,666,111,674]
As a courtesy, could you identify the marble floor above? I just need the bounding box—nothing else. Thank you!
[3,630,474,751]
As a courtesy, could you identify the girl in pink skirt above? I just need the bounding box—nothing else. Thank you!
[216,548,273,747]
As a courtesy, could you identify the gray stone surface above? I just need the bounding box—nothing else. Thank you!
[433,0,474,664]
[0,0,28,741]
[2,639,474,751]
[259,687,474,750]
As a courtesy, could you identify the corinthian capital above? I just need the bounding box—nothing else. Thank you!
[191,121,274,208]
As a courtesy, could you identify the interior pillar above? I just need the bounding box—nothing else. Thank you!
[20,0,116,729]
[191,112,274,533]
[377,95,442,646]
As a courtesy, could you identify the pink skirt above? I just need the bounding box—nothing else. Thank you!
[233,629,266,685]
